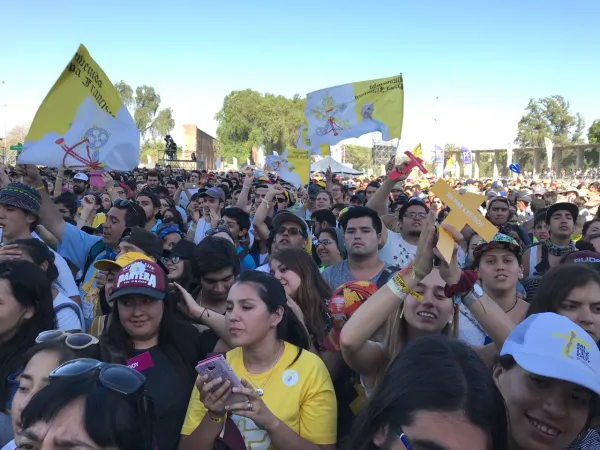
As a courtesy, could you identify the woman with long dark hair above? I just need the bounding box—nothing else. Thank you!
[347,335,508,450]
[180,270,337,450]
[0,260,55,447]
[269,248,331,352]
[100,260,213,450]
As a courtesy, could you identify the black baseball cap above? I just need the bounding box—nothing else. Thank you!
[545,202,579,224]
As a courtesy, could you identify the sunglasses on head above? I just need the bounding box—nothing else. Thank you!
[112,199,138,213]
[36,330,99,349]
[50,358,145,394]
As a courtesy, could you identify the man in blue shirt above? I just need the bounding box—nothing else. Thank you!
[20,165,146,329]
[221,206,256,271]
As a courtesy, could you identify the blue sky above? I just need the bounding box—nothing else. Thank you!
[2,0,599,156]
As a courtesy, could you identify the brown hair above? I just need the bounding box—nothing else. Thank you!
[270,248,331,345]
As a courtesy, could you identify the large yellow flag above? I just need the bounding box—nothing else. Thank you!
[19,44,139,170]
[305,75,404,147]
[296,125,330,156]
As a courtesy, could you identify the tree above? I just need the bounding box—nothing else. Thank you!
[114,81,175,140]
[341,144,373,172]
[5,123,29,147]
[215,89,305,164]
[515,95,585,171]
[589,119,600,144]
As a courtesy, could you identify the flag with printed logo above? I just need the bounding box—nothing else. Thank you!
[304,75,404,147]
[19,44,139,170]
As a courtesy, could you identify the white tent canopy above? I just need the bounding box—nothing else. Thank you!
[310,156,363,175]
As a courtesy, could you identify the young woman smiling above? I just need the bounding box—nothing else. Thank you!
[180,270,337,450]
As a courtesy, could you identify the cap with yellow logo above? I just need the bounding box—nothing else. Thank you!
[501,312,600,395]
[93,251,153,273]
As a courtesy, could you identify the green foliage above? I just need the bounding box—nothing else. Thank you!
[341,144,373,172]
[514,95,586,172]
[115,81,175,140]
[589,120,600,144]
[215,89,305,164]
[139,140,182,167]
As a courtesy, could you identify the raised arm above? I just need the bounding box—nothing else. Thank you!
[253,183,280,242]
[53,167,65,197]
[235,172,254,211]
[18,164,65,241]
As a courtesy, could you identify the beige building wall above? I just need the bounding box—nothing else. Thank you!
[182,124,217,170]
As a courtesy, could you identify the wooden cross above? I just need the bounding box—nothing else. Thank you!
[431,179,497,263]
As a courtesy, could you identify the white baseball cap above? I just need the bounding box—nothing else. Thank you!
[501,312,600,395]
[74,173,89,182]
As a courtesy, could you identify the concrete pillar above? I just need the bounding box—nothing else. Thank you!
[533,148,541,180]
[473,152,480,179]
[493,151,499,179]
[576,148,585,171]
[554,148,563,176]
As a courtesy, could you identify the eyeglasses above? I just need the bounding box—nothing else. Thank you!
[276,226,303,236]
[36,330,99,350]
[161,255,181,265]
[276,197,286,203]
[404,212,427,219]
[49,358,146,395]
[397,429,413,450]
[317,239,334,247]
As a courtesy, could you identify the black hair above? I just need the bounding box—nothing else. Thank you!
[166,179,178,188]
[21,374,154,450]
[137,190,161,208]
[11,238,59,284]
[528,265,600,318]
[146,170,160,180]
[20,338,101,371]
[312,209,337,228]
[112,202,147,229]
[583,218,600,237]
[222,207,251,233]
[397,198,429,220]
[235,270,310,363]
[339,206,382,234]
[154,186,169,197]
[0,260,56,407]
[53,191,78,218]
[192,236,240,280]
[347,335,508,450]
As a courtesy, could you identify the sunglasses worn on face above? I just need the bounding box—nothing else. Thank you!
[276,197,286,203]
[36,330,99,350]
[276,226,302,236]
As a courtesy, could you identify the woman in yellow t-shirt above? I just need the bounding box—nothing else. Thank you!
[179,270,337,450]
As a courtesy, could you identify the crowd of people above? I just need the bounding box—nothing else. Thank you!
[1,158,600,449]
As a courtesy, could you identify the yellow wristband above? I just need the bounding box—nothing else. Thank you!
[387,267,423,301]
[34,185,45,191]
[207,411,225,423]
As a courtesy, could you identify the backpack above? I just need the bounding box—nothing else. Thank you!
[54,297,85,331]
[75,240,107,285]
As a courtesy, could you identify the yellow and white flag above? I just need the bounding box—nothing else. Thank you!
[264,150,309,187]
[296,125,330,156]
[19,44,139,170]
[304,75,404,147]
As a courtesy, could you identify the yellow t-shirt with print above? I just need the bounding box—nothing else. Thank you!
[181,341,337,449]
[91,212,106,228]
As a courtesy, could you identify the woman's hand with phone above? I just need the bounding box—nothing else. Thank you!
[198,375,231,417]
[226,379,278,430]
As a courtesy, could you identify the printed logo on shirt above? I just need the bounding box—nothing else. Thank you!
[282,369,299,387]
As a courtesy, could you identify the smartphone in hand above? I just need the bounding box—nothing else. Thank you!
[195,355,249,406]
